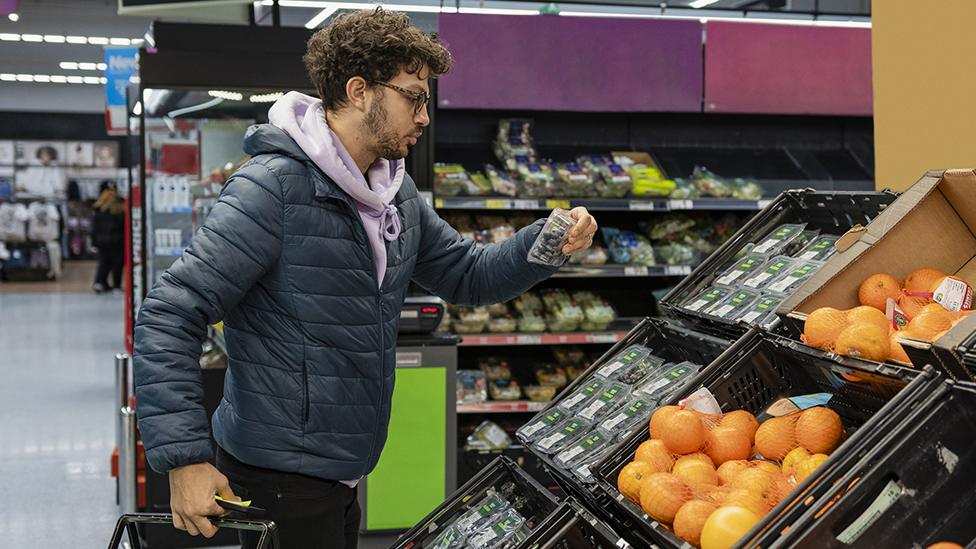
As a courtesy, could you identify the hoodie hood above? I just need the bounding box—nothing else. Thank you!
[259,91,406,290]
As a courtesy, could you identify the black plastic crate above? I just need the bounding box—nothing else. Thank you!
[771,380,976,548]
[590,330,940,549]
[458,446,559,494]
[393,456,560,549]
[515,317,731,510]
[660,190,897,341]
[520,500,633,549]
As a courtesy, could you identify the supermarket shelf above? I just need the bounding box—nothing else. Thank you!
[553,264,692,278]
[457,400,550,414]
[153,206,193,214]
[457,331,627,347]
[153,247,184,257]
[433,196,770,212]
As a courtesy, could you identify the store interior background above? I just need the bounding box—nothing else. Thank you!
[1,0,975,548]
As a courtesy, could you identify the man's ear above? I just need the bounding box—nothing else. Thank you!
[345,76,369,112]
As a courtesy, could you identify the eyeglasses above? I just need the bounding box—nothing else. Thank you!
[373,81,430,114]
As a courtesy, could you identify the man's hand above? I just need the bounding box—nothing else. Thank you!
[168,462,239,538]
[562,207,598,256]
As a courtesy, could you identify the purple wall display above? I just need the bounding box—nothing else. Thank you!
[0,0,17,14]
[437,14,703,112]
[704,21,872,116]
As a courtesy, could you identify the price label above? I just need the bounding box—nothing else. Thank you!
[624,266,649,277]
[591,333,618,344]
[516,335,542,345]
[757,199,772,209]
[434,198,445,208]
[628,200,657,211]
[484,199,508,209]
[668,200,694,210]
[514,199,538,210]
[546,199,571,209]
[667,266,692,276]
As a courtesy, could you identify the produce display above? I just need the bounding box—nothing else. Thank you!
[456,347,595,405]
[517,344,706,485]
[446,290,617,335]
[615,396,847,549]
[434,118,764,200]
[681,223,839,329]
[428,487,530,548]
[801,267,973,364]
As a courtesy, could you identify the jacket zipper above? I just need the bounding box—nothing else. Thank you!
[320,190,387,470]
[302,362,310,425]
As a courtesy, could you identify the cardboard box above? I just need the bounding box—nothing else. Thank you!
[778,169,976,380]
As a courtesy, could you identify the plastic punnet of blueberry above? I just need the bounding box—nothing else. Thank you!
[528,209,574,267]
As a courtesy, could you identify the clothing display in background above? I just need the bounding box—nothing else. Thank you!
[27,202,61,242]
[15,165,66,199]
[0,203,28,242]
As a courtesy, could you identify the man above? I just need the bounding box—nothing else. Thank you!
[133,8,597,548]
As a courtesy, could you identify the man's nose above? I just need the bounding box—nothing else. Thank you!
[415,106,430,127]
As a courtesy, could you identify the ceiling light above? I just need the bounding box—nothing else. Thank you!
[98,63,107,70]
[50,75,67,83]
[67,76,83,84]
[88,37,109,45]
[689,0,721,7]
[249,91,285,103]
[79,62,97,71]
[0,33,20,41]
[0,73,15,81]
[44,35,66,43]
[60,62,79,70]
[305,7,339,29]
[8,13,19,22]
[458,7,537,15]
[33,74,50,83]
[110,38,131,46]
[21,34,42,42]
[133,102,142,115]
[208,90,243,101]
[83,76,101,84]
[16,74,34,82]
[100,77,107,84]
[66,36,87,44]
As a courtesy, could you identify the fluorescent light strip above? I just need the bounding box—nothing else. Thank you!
[208,90,244,101]
[0,73,107,85]
[689,0,720,7]
[21,34,42,42]
[0,33,142,44]
[305,7,340,28]
[249,92,285,103]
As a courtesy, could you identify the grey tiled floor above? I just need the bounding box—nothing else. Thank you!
[0,291,403,549]
[0,292,125,548]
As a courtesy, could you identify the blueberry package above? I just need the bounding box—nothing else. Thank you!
[796,234,840,262]
[577,382,631,422]
[766,260,823,295]
[706,288,761,319]
[742,255,797,291]
[592,344,652,381]
[527,208,574,267]
[553,428,614,471]
[750,223,807,256]
[466,508,527,549]
[714,253,767,287]
[736,294,786,328]
[516,407,567,442]
[683,285,732,313]
[533,417,591,454]
[599,395,656,436]
[557,378,607,413]
[635,361,700,403]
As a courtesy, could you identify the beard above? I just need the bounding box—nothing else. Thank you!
[364,96,409,161]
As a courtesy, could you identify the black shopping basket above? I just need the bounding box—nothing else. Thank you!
[108,513,279,549]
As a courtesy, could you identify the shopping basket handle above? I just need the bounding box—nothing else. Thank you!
[107,513,279,549]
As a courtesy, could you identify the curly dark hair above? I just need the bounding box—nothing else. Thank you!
[304,8,453,112]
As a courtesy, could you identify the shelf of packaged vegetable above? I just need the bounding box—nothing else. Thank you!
[457,400,551,414]
[457,330,630,347]
[433,196,769,212]
[552,264,692,278]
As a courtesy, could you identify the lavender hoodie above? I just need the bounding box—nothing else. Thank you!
[269,91,404,288]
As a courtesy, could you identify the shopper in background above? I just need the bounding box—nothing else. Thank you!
[91,181,125,293]
[132,8,598,549]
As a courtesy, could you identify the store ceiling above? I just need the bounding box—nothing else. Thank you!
[0,0,870,114]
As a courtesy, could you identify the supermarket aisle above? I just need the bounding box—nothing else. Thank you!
[0,292,124,547]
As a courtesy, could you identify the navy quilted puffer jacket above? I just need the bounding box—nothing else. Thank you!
[133,124,558,480]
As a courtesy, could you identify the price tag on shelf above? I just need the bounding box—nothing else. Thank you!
[434,198,444,208]
[666,266,692,276]
[516,335,543,345]
[484,199,508,209]
[757,199,772,209]
[514,199,538,210]
[668,200,694,210]
[591,333,619,344]
[628,200,657,211]
[624,266,649,277]
[546,199,571,210]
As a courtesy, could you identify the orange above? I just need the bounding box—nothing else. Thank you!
[617,460,654,503]
[846,305,891,334]
[700,505,762,549]
[888,331,913,364]
[898,294,933,321]
[663,410,706,454]
[835,323,889,362]
[719,410,760,441]
[674,500,718,548]
[858,273,902,312]
[649,405,680,440]
[801,307,849,351]
[905,268,945,293]
[795,407,843,454]
[635,439,675,473]
[907,308,955,340]
[705,426,753,466]
[754,416,797,461]
[639,472,693,523]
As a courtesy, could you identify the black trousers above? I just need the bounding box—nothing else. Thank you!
[216,446,360,549]
[94,244,123,288]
